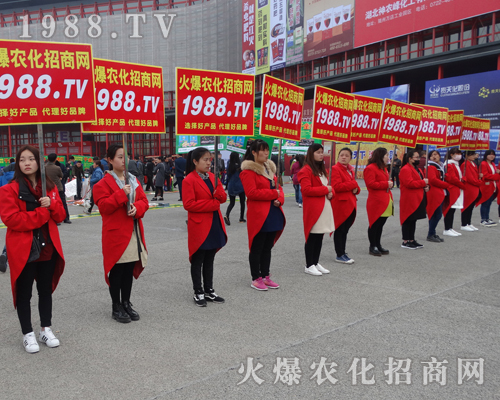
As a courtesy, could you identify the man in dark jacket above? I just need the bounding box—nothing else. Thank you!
[72,160,84,200]
[391,154,402,188]
[135,155,144,186]
[271,154,285,186]
[46,153,71,224]
[145,158,155,191]
[174,154,187,201]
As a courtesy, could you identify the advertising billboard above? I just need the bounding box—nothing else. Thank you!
[286,0,305,66]
[242,0,256,75]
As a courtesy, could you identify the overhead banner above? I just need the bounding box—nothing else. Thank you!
[460,116,480,151]
[256,0,271,75]
[260,75,304,141]
[378,99,422,148]
[82,59,165,134]
[425,70,500,129]
[351,94,383,143]
[412,104,448,147]
[304,0,354,63]
[355,0,498,48]
[311,86,353,143]
[286,0,304,66]
[444,110,464,148]
[175,68,255,137]
[0,39,96,125]
[242,0,256,74]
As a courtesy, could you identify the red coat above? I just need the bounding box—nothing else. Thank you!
[0,182,66,308]
[297,165,334,241]
[363,163,393,227]
[443,162,465,216]
[460,161,482,211]
[93,173,149,286]
[478,161,499,206]
[330,162,359,229]
[399,164,427,224]
[182,171,227,261]
[426,163,450,219]
[240,160,286,250]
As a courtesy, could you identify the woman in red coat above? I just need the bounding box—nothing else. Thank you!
[399,150,429,249]
[460,151,482,231]
[478,150,500,226]
[298,143,335,276]
[240,140,285,291]
[93,144,149,324]
[363,148,393,256]
[0,145,66,353]
[426,150,450,243]
[183,147,227,307]
[331,147,360,264]
[443,147,465,236]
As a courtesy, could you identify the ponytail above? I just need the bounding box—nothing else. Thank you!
[185,148,210,175]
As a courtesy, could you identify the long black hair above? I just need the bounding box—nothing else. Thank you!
[227,152,242,175]
[186,147,210,175]
[482,149,496,163]
[402,149,418,167]
[12,145,55,190]
[367,147,388,170]
[446,147,462,160]
[305,143,327,177]
[243,139,269,162]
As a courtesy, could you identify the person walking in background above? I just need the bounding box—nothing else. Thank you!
[152,157,165,201]
[135,155,144,187]
[55,160,71,224]
[93,144,149,324]
[443,147,465,237]
[183,147,227,306]
[460,151,482,231]
[72,160,84,200]
[478,150,499,226]
[45,154,68,225]
[298,144,334,276]
[175,154,187,201]
[399,150,429,249]
[271,153,285,186]
[331,148,360,264]
[426,150,449,242]
[225,152,246,225]
[291,154,304,207]
[391,154,401,188]
[240,140,285,291]
[363,148,393,256]
[145,158,155,192]
[88,160,104,213]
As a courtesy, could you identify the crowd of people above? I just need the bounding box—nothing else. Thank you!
[0,140,499,354]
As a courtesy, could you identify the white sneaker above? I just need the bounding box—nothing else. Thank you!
[23,332,39,354]
[443,230,459,237]
[450,229,462,236]
[468,224,478,231]
[460,225,474,232]
[298,203,302,208]
[305,265,322,276]
[315,263,330,274]
[39,327,60,348]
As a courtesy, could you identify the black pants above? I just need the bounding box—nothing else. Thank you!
[368,216,387,248]
[154,186,164,198]
[16,255,56,334]
[177,177,184,200]
[444,208,456,230]
[191,248,217,294]
[58,190,70,221]
[392,173,400,188]
[461,193,481,226]
[226,192,246,220]
[145,174,154,191]
[402,219,417,241]
[76,178,82,200]
[89,192,95,213]
[334,210,356,257]
[108,262,135,304]
[249,231,277,280]
[165,175,172,191]
[305,233,323,267]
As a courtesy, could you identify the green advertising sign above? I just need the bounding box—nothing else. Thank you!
[72,155,94,170]
[176,135,228,154]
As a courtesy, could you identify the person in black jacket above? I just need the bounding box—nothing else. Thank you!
[72,160,84,200]
[391,154,402,188]
[145,158,155,191]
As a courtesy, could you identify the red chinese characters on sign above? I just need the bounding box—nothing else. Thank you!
[460,116,481,151]
[378,99,422,148]
[176,68,255,137]
[0,39,96,125]
[82,59,165,134]
[412,104,448,147]
[476,119,490,151]
[444,110,463,148]
[311,86,353,144]
[351,94,383,143]
[260,75,304,141]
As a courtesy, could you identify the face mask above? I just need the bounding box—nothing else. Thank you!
[452,155,462,161]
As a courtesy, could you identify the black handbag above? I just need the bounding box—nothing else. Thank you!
[27,228,46,263]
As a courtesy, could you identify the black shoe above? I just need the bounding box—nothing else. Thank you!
[151,197,158,201]
[436,235,444,242]
[122,301,140,321]
[56,223,61,226]
[239,218,247,223]
[112,303,132,323]
[413,241,424,249]
[177,198,182,202]
[205,290,225,304]
[194,293,207,307]
[0,254,7,273]
[426,235,442,243]
[159,197,164,201]
[401,241,417,249]
[369,246,382,256]
[224,215,230,226]
[64,219,72,224]
[377,246,389,255]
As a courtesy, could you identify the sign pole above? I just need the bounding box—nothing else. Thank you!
[425,146,429,178]
[387,145,397,192]
[328,141,335,185]
[276,140,282,193]
[443,147,449,181]
[354,142,361,179]
[37,124,47,197]
[122,133,131,211]
[214,136,219,189]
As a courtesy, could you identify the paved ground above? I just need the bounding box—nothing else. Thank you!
[0,181,498,400]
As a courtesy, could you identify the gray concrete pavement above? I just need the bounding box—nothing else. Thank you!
[0,182,498,399]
